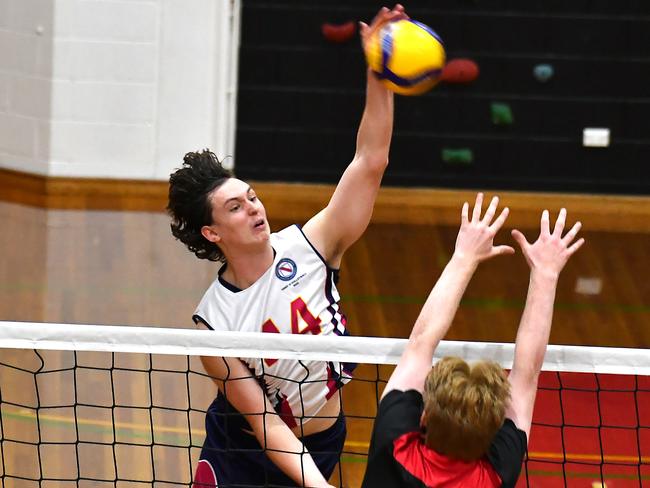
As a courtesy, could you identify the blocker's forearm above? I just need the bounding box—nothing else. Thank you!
[511,271,559,382]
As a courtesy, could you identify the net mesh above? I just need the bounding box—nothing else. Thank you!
[1,321,649,488]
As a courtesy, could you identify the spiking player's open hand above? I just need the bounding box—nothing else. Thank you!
[359,4,408,51]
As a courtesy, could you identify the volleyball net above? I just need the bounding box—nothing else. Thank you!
[1,321,649,488]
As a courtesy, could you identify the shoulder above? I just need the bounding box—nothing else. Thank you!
[193,270,230,330]
[274,224,331,267]
[493,418,527,450]
[379,389,424,414]
[271,224,302,243]
[370,390,424,450]
[376,390,424,434]
[486,418,527,488]
[195,273,221,307]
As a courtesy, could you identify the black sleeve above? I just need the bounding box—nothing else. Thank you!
[486,418,527,488]
[192,314,214,330]
[370,390,424,449]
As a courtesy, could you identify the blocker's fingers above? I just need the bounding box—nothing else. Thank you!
[553,208,567,236]
[540,209,550,235]
[493,245,516,256]
[562,221,583,245]
[568,237,585,255]
[482,196,499,224]
[511,229,529,250]
[489,207,510,232]
[461,202,469,224]
[471,193,484,222]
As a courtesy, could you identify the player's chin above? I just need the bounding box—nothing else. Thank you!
[252,225,271,240]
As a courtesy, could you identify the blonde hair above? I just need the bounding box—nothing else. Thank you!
[423,356,511,461]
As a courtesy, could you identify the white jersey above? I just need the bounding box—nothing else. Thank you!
[193,224,353,428]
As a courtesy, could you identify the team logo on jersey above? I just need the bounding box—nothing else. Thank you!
[275,258,297,281]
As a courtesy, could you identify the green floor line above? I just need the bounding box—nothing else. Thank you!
[341,460,650,481]
[340,456,368,464]
[2,282,649,314]
[341,294,650,313]
[527,469,650,481]
[2,409,189,445]
[5,410,649,482]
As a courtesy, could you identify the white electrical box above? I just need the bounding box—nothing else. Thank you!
[582,128,610,147]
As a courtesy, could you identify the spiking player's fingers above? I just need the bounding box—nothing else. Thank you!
[540,209,550,235]
[370,7,390,28]
[472,193,484,222]
[482,196,499,224]
[553,208,567,236]
[359,21,369,37]
[562,221,582,245]
[461,202,469,224]
[489,207,510,233]
[568,237,585,255]
[393,4,410,19]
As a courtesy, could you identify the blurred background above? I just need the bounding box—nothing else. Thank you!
[235,1,650,193]
[1,0,648,338]
[1,1,649,487]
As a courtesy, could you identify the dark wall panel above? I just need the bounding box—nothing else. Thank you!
[235,1,650,195]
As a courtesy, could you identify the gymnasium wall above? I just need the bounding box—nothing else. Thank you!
[235,1,650,195]
[0,0,53,175]
[0,0,237,180]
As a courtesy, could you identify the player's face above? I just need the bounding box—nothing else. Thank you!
[204,178,270,250]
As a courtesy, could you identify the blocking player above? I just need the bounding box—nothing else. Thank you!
[362,195,583,487]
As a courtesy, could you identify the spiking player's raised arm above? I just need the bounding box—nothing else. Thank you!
[167,5,408,488]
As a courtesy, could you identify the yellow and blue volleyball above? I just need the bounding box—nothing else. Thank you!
[366,19,446,96]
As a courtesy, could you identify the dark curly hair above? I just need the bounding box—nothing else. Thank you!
[167,149,233,262]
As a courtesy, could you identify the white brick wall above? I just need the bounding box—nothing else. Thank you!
[49,121,155,177]
[0,112,38,158]
[65,41,158,83]
[0,0,53,174]
[0,0,239,180]
[52,80,155,123]
[67,0,157,43]
[0,72,9,111]
[3,0,53,36]
[8,76,51,119]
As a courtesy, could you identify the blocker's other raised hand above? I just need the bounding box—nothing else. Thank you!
[454,193,514,264]
[511,208,585,279]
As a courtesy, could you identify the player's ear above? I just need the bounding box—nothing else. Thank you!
[201,225,221,244]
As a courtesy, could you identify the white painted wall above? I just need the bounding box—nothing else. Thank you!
[0,0,239,180]
[0,0,54,175]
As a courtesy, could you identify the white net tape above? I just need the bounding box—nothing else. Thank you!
[1,321,648,375]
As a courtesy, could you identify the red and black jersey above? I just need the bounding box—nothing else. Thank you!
[362,389,527,488]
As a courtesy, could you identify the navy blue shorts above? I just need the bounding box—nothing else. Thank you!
[192,394,346,488]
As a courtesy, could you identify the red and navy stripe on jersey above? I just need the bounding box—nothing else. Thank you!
[362,389,527,488]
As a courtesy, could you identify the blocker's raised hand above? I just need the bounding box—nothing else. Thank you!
[511,208,584,279]
[454,193,514,263]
